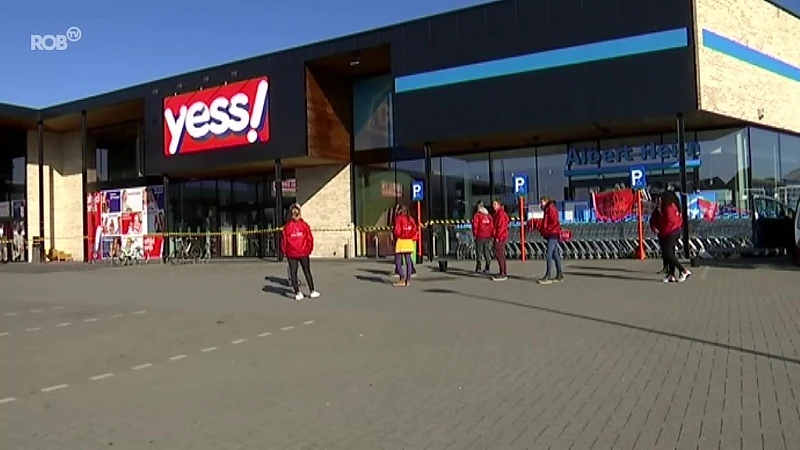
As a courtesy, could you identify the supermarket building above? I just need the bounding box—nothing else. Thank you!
[1,0,799,262]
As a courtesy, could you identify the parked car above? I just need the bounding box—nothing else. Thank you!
[795,197,800,264]
[751,195,795,251]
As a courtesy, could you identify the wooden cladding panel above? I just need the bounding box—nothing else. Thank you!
[305,67,351,162]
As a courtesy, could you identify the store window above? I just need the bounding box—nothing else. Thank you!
[354,163,399,230]
[778,133,800,207]
[749,127,780,198]
[594,135,663,171]
[432,154,490,222]
[537,145,569,202]
[88,121,143,183]
[695,129,749,214]
[0,129,27,261]
[353,74,393,151]
[492,147,535,203]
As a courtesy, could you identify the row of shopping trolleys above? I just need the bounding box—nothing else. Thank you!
[457,236,754,260]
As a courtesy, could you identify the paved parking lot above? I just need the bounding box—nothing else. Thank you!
[0,258,799,449]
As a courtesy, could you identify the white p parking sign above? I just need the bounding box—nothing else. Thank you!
[31,27,82,51]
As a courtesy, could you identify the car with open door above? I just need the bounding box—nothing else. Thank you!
[795,197,800,264]
[751,195,796,253]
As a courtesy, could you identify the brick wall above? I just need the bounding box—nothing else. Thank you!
[295,164,353,258]
[694,0,800,132]
[26,131,84,261]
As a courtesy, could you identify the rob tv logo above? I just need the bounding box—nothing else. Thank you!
[31,27,82,51]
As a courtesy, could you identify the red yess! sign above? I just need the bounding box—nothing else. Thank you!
[163,77,270,157]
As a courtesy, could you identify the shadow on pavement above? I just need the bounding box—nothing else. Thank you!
[568,270,654,282]
[697,257,798,272]
[355,274,390,284]
[262,275,294,296]
[423,287,800,367]
[359,268,393,277]
[569,264,655,274]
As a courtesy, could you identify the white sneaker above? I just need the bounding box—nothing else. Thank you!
[294,292,304,301]
[663,276,676,283]
[677,271,691,283]
[309,291,321,298]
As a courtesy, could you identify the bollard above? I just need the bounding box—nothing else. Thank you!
[374,235,380,259]
[344,243,349,259]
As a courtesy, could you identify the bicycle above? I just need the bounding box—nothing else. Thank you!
[168,238,192,265]
[112,245,144,266]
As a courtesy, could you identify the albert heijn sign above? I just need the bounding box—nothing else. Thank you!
[163,77,270,157]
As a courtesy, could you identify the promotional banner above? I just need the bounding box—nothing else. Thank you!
[688,192,719,222]
[592,189,635,222]
[85,193,102,261]
[143,185,165,259]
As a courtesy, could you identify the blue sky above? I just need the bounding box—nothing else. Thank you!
[2,0,798,108]
[0,0,492,108]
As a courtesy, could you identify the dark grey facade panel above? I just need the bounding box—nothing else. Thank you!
[392,48,697,145]
[0,103,38,120]
[392,0,694,77]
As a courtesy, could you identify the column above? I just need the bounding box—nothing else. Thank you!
[677,114,690,259]
[274,159,283,262]
[37,120,45,263]
[163,175,170,262]
[424,144,433,262]
[80,111,88,262]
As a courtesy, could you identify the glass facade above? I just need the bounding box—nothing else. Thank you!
[86,121,144,186]
[0,128,27,261]
[353,126,800,258]
[166,174,296,258]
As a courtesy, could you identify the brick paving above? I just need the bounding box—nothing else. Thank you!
[0,257,798,449]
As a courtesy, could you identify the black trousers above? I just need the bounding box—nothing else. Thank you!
[658,236,667,270]
[660,231,685,277]
[287,257,315,293]
[474,238,492,270]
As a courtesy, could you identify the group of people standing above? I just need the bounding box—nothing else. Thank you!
[278,189,691,300]
[389,196,566,286]
[471,197,565,283]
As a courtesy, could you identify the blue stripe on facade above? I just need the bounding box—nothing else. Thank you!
[701,29,800,82]
[394,28,689,93]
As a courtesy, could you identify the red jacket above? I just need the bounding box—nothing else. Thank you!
[650,203,682,237]
[281,219,314,258]
[472,211,494,239]
[393,213,418,240]
[531,201,562,239]
[493,207,510,242]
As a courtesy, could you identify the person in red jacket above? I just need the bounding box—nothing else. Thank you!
[650,191,691,283]
[472,201,494,274]
[281,204,320,300]
[491,200,510,281]
[529,196,564,284]
[392,204,416,279]
[393,205,418,287]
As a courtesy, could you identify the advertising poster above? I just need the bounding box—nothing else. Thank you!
[85,193,102,261]
[121,211,144,235]
[143,185,165,260]
[86,186,164,261]
[121,188,144,213]
[106,190,121,213]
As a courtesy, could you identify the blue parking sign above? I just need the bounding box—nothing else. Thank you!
[513,175,528,196]
[629,166,647,190]
[411,181,424,201]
